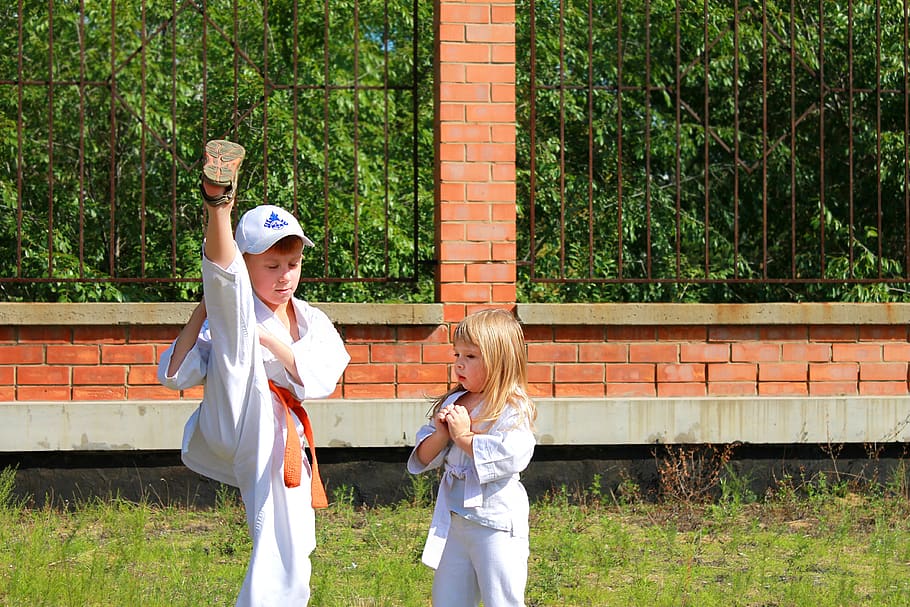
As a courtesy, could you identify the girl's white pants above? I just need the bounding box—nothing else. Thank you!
[431,514,529,607]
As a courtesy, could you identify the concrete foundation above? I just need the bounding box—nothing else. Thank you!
[4,443,908,509]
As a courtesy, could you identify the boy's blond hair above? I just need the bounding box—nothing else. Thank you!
[433,308,537,432]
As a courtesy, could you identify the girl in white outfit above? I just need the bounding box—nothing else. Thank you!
[408,308,537,607]
[158,140,349,607]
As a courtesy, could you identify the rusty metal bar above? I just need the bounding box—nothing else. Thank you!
[876,0,883,276]
[818,0,826,277]
[704,0,711,280]
[528,0,538,281]
[77,0,85,278]
[202,0,208,143]
[16,0,24,278]
[788,0,795,279]
[141,0,148,277]
[353,0,361,277]
[616,0,624,279]
[411,0,420,280]
[906,0,910,278]
[78,0,87,278]
[644,0,652,279]
[558,0,566,277]
[233,0,239,133]
[521,277,910,286]
[109,0,118,278]
[761,0,768,280]
[170,0,179,276]
[675,0,682,279]
[48,0,55,279]
[848,0,855,276]
[734,0,742,279]
[1,277,406,285]
[586,0,594,278]
[322,0,331,276]
[383,0,392,277]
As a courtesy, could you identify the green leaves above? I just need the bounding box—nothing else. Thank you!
[517,0,910,302]
[3,1,909,303]
[0,0,435,303]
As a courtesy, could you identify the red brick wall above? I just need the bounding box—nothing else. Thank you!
[523,324,910,398]
[3,320,910,402]
[0,325,202,402]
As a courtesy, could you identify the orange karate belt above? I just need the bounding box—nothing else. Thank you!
[268,380,328,509]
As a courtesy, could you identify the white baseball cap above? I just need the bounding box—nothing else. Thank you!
[235,205,315,254]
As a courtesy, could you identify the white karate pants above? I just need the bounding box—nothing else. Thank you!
[431,514,529,607]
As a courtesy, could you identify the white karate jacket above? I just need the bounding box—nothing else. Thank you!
[407,390,536,569]
[158,246,350,606]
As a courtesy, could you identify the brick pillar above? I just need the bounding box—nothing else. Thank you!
[436,1,517,322]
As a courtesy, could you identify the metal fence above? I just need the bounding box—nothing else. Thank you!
[0,0,434,302]
[4,2,910,303]
[517,0,910,301]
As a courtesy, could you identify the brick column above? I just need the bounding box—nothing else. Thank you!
[436,1,517,322]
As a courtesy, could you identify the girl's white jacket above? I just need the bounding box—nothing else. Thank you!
[407,390,536,569]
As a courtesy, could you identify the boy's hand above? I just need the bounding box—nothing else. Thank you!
[257,324,278,352]
[257,324,303,385]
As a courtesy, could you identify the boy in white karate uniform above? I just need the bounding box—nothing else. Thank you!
[158,140,349,606]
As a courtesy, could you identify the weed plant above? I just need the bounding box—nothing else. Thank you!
[2,464,910,606]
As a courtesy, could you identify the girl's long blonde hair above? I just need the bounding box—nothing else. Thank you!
[432,308,537,432]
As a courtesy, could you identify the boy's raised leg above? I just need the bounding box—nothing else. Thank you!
[193,138,257,468]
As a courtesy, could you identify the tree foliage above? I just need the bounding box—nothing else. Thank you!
[2,1,909,303]
[516,0,910,302]
[0,0,435,302]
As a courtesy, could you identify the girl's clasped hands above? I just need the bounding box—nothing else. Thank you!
[435,402,471,439]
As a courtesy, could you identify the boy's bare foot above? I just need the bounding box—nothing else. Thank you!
[200,139,246,207]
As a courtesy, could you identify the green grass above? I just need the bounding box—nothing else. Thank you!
[2,468,910,606]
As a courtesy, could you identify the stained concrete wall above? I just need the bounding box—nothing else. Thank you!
[3,396,910,452]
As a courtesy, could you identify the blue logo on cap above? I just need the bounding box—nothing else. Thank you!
[264,211,289,230]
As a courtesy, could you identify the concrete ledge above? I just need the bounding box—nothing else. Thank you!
[517,302,910,325]
[4,397,910,452]
[0,400,428,452]
[4,302,910,327]
[0,302,444,326]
